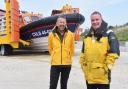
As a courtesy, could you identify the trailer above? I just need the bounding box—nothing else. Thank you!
[0,0,85,56]
[0,0,30,55]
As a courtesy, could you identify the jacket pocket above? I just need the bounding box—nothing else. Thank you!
[63,48,71,61]
[90,63,105,79]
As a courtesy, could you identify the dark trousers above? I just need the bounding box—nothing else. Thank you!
[86,83,110,89]
[49,65,71,89]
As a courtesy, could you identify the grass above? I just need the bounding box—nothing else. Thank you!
[113,26,128,41]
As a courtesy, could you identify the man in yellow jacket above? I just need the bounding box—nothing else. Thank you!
[48,16,74,89]
[80,11,120,89]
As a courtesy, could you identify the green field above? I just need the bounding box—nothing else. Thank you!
[113,26,128,41]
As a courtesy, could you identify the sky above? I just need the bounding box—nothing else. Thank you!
[0,0,128,29]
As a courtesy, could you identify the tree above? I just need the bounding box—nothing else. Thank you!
[108,25,114,29]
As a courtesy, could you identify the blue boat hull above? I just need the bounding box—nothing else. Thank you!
[20,13,85,40]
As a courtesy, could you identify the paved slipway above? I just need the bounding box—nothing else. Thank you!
[0,42,127,89]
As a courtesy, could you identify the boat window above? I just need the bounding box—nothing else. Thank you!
[24,16,31,23]
[31,16,39,22]
[73,10,77,13]
[51,10,63,16]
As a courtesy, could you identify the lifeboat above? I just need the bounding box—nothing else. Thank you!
[19,4,85,51]
[20,13,85,40]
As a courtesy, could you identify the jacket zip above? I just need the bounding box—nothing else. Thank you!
[55,33,62,64]
[61,43,62,64]
[55,32,66,65]
[61,33,66,64]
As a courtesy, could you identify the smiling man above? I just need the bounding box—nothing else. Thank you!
[80,11,120,89]
[48,16,74,89]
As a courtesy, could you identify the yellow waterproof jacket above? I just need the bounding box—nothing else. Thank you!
[80,27,120,84]
[48,30,74,65]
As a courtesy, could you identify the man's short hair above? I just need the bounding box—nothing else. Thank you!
[57,16,66,22]
[91,11,102,17]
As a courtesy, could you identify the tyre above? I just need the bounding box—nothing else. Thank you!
[0,45,13,56]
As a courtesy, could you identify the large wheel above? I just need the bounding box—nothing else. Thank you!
[0,45,13,56]
[1,45,6,56]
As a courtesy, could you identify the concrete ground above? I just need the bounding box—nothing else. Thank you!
[0,41,128,89]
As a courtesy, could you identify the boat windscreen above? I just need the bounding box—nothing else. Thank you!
[24,16,31,23]
[31,16,39,22]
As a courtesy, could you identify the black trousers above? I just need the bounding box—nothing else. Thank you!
[86,83,110,89]
[49,65,71,89]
